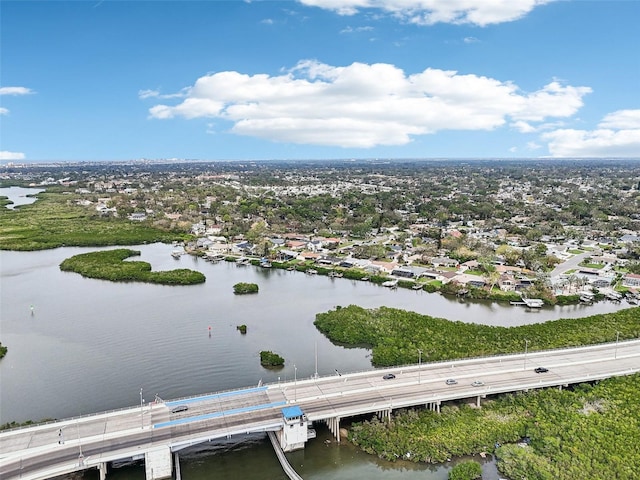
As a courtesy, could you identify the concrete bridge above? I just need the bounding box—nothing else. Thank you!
[1,339,638,480]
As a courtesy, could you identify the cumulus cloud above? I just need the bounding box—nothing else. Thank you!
[146,60,590,148]
[542,109,640,157]
[298,0,555,26]
[598,109,640,129]
[0,86,34,96]
[0,151,26,160]
[0,107,9,115]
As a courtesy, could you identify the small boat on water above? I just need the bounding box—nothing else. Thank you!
[382,280,398,288]
[306,269,318,275]
[171,249,183,259]
[604,291,622,301]
[205,253,225,262]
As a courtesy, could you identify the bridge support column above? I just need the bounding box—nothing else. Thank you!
[174,453,181,480]
[376,409,391,421]
[325,417,341,442]
[476,395,481,408]
[145,446,172,480]
[98,462,107,480]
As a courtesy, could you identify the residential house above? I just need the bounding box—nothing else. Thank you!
[431,257,459,268]
[622,273,640,288]
[498,273,516,291]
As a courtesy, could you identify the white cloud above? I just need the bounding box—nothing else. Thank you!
[598,109,640,129]
[512,120,536,133]
[542,109,640,157]
[0,107,9,115]
[138,88,188,100]
[463,36,479,43]
[341,25,374,33]
[298,0,555,26]
[147,60,590,148]
[0,151,26,160]
[0,86,34,96]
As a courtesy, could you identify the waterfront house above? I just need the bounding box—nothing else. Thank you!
[622,273,640,288]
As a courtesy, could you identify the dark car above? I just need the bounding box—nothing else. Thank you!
[171,405,189,413]
[382,373,396,380]
[445,378,458,385]
[534,367,549,373]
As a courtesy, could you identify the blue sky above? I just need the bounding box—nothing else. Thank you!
[1,0,639,161]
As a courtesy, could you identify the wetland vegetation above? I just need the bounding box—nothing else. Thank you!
[59,248,205,285]
[0,191,187,251]
[349,373,640,479]
[314,305,640,367]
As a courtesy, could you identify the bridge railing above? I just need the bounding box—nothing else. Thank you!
[267,338,640,387]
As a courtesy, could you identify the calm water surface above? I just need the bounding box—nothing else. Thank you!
[0,240,632,479]
[0,186,45,209]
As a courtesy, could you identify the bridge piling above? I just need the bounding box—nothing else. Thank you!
[98,462,107,480]
[325,417,341,442]
[174,453,181,480]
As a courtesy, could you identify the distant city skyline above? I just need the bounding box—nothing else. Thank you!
[1,0,639,161]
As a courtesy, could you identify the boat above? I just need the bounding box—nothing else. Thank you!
[579,292,595,303]
[412,284,423,290]
[604,291,622,301]
[306,269,318,275]
[511,298,544,308]
[382,280,398,288]
[171,249,183,259]
[236,257,250,266]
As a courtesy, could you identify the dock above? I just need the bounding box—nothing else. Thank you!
[510,298,544,308]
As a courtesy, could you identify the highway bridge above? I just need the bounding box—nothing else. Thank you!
[1,339,638,480]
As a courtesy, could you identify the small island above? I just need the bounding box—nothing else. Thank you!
[259,350,284,367]
[59,248,206,285]
[236,324,247,334]
[0,342,7,359]
[233,282,259,294]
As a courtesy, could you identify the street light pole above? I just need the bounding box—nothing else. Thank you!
[314,341,318,379]
[524,339,529,371]
[140,388,144,429]
[418,349,423,384]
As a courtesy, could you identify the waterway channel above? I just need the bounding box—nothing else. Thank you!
[0,188,632,479]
